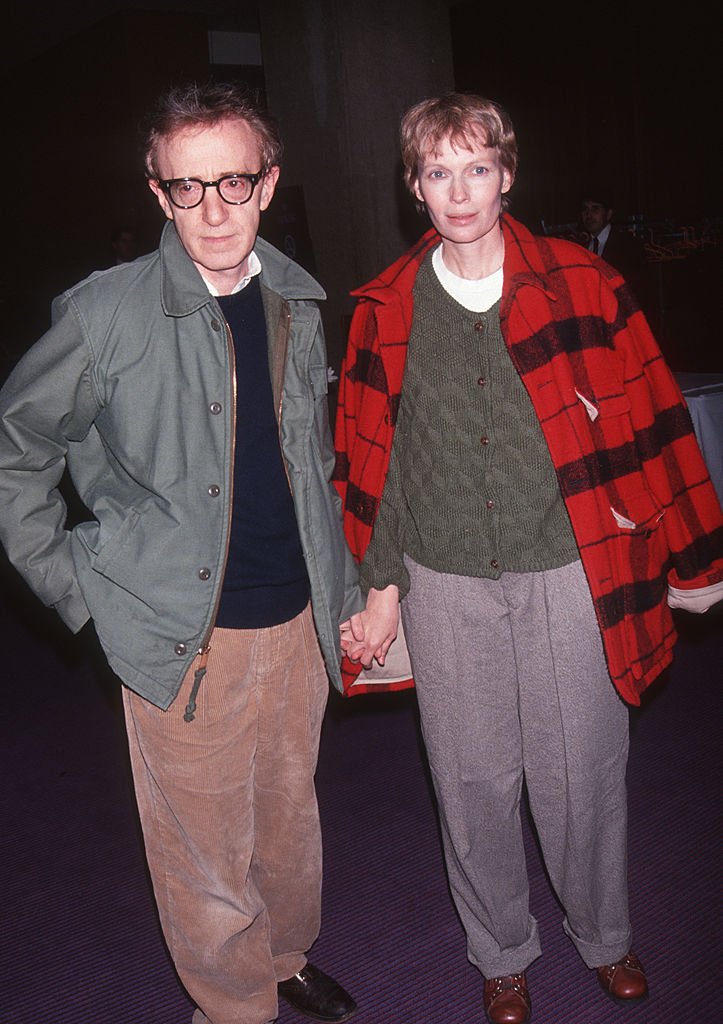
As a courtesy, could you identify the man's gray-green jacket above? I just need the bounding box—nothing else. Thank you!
[0,222,363,709]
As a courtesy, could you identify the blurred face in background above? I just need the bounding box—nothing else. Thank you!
[581,200,612,238]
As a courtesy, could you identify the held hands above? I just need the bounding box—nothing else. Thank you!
[339,585,400,669]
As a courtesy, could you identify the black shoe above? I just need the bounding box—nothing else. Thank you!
[278,963,357,1022]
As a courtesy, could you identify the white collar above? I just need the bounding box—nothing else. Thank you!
[432,244,503,312]
[595,223,612,252]
[201,249,262,296]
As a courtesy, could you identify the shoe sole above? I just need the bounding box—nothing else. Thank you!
[599,985,649,1005]
[484,1007,532,1024]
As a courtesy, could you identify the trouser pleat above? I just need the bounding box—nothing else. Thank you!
[402,558,631,977]
[123,605,328,1024]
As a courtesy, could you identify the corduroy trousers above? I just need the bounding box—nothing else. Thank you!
[122,605,329,1024]
[401,557,632,978]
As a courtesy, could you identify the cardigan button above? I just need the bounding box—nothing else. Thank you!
[485,499,495,509]
[478,377,488,386]
[490,559,500,570]
[474,320,485,331]
[480,435,490,446]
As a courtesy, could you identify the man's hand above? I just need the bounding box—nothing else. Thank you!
[340,612,365,654]
[344,585,400,668]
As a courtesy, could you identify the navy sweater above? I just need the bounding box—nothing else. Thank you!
[215,278,310,628]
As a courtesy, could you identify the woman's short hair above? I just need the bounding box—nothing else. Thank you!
[400,93,518,194]
[143,81,283,179]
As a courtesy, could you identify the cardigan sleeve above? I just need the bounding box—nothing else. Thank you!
[359,442,411,597]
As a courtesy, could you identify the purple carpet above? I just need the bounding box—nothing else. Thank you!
[1,566,721,1023]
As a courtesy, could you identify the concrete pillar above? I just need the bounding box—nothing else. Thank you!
[259,0,454,363]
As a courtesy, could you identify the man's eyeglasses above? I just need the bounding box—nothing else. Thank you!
[158,172,264,209]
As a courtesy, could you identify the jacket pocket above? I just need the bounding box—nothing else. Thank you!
[572,376,646,488]
[606,487,672,681]
[609,486,666,537]
[93,507,143,578]
[575,384,631,422]
[308,360,329,398]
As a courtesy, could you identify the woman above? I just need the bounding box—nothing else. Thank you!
[334,94,723,1024]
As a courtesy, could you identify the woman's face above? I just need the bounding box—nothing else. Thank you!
[413,131,511,256]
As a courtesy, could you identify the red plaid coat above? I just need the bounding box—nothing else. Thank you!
[333,215,723,704]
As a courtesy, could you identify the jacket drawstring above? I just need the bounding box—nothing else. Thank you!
[184,646,211,722]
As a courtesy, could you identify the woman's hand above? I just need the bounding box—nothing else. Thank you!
[344,585,400,668]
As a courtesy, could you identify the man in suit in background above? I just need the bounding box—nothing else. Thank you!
[580,191,655,321]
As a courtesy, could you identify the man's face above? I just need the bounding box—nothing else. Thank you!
[581,200,612,238]
[149,117,279,294]
[413,131,512,255]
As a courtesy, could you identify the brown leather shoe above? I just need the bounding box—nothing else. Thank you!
[596,951,648,1002]
[483,972,531,1024]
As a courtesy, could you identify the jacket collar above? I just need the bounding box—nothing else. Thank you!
[352,227,438,304]
[501,216,558,303]
[352,215,557,307]
[158,221,325,316]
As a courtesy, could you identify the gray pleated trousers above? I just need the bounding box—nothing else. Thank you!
[401,557,632,978]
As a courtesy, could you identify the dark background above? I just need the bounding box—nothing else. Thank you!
[3,0,721,373]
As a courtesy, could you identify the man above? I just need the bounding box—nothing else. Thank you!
[0,82,361,1024]
[580,191,653,317]
[335,93,723,1024]
[109,224,140,264]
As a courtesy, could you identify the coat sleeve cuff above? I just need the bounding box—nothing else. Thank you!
[667,579,723,613]
[53,590,92,633]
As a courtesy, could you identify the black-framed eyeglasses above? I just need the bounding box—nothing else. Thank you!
[158,172,264,209]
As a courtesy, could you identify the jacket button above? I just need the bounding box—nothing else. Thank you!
[209,402,222,415]
[208,485,220,497]
[210,319,222,332]
[174,643,187,656]
[198,567,211,580]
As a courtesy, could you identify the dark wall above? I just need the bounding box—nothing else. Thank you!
[450,2,721,370]
[450,2,720,229]
[3,3,719,377]
[4,11,212,368]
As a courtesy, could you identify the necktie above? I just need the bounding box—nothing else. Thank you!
[591,236,599,255]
